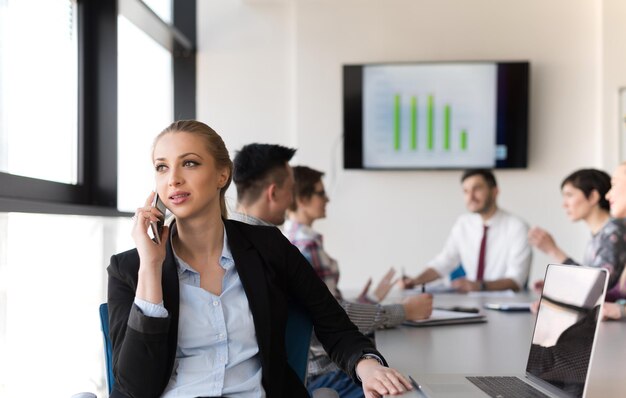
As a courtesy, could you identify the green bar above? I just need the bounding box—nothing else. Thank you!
[394,94,401,150]
[460,130,467,150]
[443,105,450,150]
[411,96,417,150]
[427,95,434,150]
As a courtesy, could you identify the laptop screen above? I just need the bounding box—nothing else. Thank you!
[525,264,608,397]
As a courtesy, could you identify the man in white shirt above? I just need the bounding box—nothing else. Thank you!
[404,169,532,292]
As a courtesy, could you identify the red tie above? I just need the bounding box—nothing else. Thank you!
[476,225,489,281]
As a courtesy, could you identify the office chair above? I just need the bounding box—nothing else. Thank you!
[98,303,115,394]
[449,264,466,281]
[99,301,314,393]
[285,301,313,383]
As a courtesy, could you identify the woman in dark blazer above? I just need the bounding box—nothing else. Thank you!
[107,120,412,398]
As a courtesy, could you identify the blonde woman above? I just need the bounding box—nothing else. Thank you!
[107,121,413,398]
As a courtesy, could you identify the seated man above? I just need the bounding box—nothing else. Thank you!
[231,144,432,398]
[404,169,532,292]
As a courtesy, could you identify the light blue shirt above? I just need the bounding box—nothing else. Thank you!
[134,228,265,398]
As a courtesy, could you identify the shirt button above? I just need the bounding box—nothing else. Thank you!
[213,301,219,307]
[218,333,224,339]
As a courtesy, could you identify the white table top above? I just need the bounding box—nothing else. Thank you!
[375,292,626,397]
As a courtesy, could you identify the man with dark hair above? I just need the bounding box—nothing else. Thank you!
[404,169,531,292]
[461,168,498,189]
[232,149,433,398]
[231,143,297,225]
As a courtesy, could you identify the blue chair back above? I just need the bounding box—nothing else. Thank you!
[450,264,466,281]
[285,302,313,382]
[99,303,115,394]
[99,302,313,389]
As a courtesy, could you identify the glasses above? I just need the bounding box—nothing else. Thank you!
[312,189,327,198]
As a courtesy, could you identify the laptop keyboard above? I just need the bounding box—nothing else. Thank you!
[467,376,551,398]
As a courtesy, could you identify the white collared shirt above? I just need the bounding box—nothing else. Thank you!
[427,209,532,288]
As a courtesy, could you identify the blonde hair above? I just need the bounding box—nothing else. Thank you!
[153,120,233,218]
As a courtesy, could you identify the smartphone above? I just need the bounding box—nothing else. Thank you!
[150,193,167,244]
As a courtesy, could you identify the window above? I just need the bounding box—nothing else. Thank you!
[0,0,196,215]
[117,14,173,212]
[0,0,78,184]
[143,0,173,24]
[0,213,134,397]
[0,1,196,396]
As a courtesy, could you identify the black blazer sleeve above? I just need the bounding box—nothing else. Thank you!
[107,250,173,398]
[254,225,387,383]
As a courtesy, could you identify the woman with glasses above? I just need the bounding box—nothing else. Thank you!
[284,166,432,398]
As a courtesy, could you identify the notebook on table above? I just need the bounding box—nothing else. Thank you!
[403,309,486,327]
[410,264,608,398]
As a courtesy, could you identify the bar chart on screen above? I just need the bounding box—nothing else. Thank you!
[392,93,469,152]
[363,63,498,169]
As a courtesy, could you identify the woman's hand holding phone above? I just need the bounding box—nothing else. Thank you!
[132,191,168,262]
[132,191,169,304]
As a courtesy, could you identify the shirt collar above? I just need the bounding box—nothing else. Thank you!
[476,208,501,227]
[285,219,321,241]
[230,211,275,227]
[171,224,234,276]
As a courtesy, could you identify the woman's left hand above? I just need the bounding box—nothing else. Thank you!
[356,359,412,397]
[602,302,622,321]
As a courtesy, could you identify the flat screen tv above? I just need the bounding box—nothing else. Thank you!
[343,61,529,169]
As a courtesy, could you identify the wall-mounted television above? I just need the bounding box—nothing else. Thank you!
[343,61,529,169]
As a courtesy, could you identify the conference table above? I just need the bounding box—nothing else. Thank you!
[376,291,625,397]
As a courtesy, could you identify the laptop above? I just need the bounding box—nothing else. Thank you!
[409,264,608,398]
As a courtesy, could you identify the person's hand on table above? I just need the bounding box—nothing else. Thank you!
[358,267,400,303]
[532,280,544,295]
[402,293,433,320]
[451,278,480,293]
[530,300,540,314]
[602,302,623,321]
[356,358,413,398]
[400,276,417,289]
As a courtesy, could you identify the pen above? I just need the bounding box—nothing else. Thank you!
[435,306,480,313]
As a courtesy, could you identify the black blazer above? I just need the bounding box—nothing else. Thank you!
[107,219,385,398]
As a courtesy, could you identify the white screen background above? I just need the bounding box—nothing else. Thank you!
[363,63,497,168]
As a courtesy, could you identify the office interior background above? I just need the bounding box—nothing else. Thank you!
[1,0,625,396]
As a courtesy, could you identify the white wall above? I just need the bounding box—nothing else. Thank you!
[198,0,610,291]
[600,0,626,171]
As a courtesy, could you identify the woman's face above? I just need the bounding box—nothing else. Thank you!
[561,183,596,222]
[299,181,329,222]
[152,132,229,220]
[607,164,626,218]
